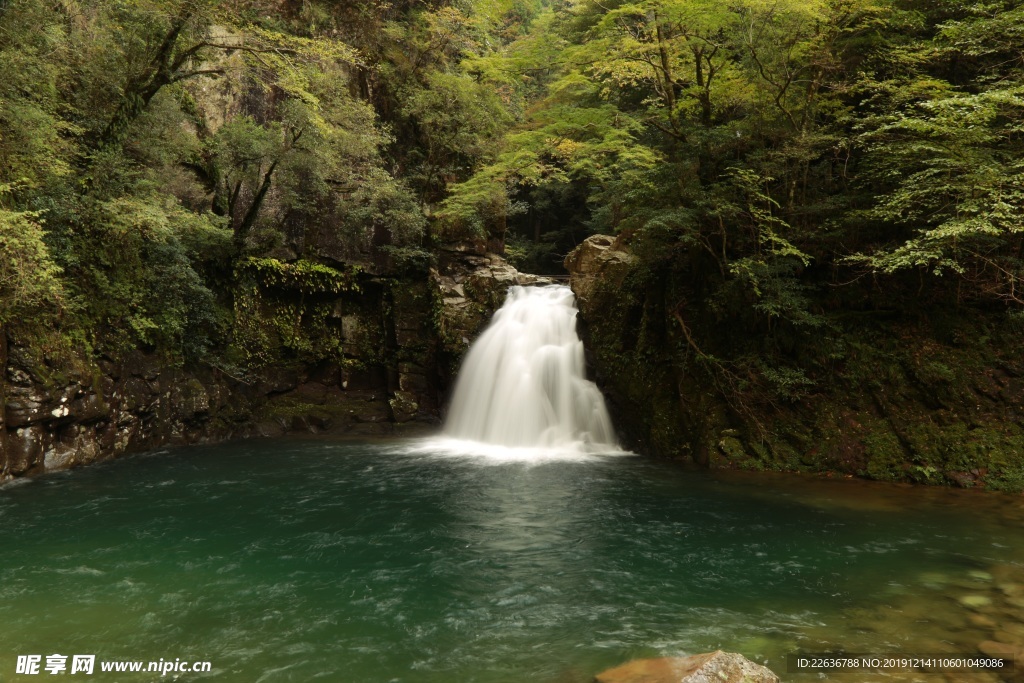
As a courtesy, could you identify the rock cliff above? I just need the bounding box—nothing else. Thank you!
[0,250,530,482]
[566,235,1024,490]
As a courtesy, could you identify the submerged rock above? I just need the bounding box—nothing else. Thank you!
[978,640,1024,659]
[594,651,779,683]
[958,594,994,609]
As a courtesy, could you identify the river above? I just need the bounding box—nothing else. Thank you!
[1,438,1021,682]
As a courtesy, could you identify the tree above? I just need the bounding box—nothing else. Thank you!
[850,1,1024,304]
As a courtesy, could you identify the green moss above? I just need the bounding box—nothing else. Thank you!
[750,434,805,471]
[236,257,361,295]
[260,397,354,423]
[716,436,765,470]
[231,262,380,371]
[862,423,907,481]
[987,462,1024,493]
[748,440,771,462]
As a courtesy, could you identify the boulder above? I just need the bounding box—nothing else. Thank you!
[564,234,635,306]
[69,393,110,424]
[398,369,429,394]
[389,390,419,423]
[594,651,779,683]
[6,425,45,475]
[4,384,50,427]
[976,642,1024,683]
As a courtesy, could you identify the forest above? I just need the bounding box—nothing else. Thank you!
[1,0,1023,485]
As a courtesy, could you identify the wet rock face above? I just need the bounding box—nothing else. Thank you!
[0,346,233,480]
[565,234,635,308]
[0,297,443,483]
[562,235,683,457]
[594,651,779,683]
[0,345,442,482]
[431,248,549,381]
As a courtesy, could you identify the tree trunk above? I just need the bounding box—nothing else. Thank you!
[96,9,194,150]
[235,161,279,252]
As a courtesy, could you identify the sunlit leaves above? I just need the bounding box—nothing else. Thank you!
[0,187,65,326]
[853,85,1024,294]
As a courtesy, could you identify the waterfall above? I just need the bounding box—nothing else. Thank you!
[442,285,621,453]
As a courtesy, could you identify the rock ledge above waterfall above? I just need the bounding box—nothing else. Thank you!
[564,234,635,307]
[431,249,550,371]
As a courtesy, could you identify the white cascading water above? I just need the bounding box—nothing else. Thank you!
[441,285,621,453]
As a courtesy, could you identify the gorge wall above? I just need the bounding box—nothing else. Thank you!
[8,228,1022,492]
[0,249,537,483]
[567,235,1024,492]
